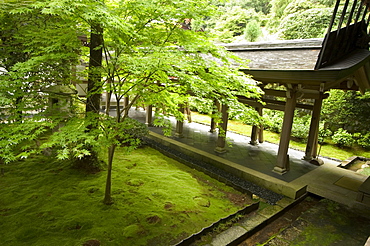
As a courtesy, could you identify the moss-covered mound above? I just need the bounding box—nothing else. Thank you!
[0,146,253,245]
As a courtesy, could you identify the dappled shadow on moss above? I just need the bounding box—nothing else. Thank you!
[1,146,256,245]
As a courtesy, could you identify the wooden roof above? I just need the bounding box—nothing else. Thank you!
[224,0,370,94]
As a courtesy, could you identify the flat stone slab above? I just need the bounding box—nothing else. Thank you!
[210,226,247,246]
[334,176,363,191]
[359,176,370,193]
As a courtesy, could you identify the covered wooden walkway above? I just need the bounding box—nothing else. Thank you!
[189,0,370,175]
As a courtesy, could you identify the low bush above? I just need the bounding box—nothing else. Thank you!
[262,110,283,133]
[332,128,354,147]
[291,114,310,140]
[318,122,332,144]
[188,97,213,115]
[355,132,370,149]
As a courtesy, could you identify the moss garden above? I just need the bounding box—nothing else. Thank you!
[0,146,253,245]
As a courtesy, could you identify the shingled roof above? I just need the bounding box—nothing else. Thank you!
[224,38,370,93]
[224,39,323,70]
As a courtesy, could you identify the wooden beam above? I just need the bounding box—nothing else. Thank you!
[238,97,314,111]
[264,99,314,110]
[263,88,329,99]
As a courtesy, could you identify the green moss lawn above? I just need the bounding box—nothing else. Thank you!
[0,146,252,246]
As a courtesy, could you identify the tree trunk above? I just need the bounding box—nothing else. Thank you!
[77,23,103,170]
[15,96,23,122]
[86,23,103,115]
[103,144,116,205]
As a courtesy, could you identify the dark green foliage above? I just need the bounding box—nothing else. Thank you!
[42,116,148,161]
[322,90,370,134]
[116,117,149,145]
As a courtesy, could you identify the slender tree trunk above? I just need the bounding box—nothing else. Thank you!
[103,144,116,205]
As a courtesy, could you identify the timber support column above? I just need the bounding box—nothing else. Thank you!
[145,105,153,126]
[250,107,264,145]
[250,124,258,146]
[123,96,129,116]
[304,92,324,161]
[258,107,264,143]
[210,100,221,133]
[215,104,229,153]
[175,105,185,138]
[274,88,297,174]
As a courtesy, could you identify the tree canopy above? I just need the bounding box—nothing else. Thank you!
[0,0,261,203]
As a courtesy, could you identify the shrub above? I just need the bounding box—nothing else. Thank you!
[331,128,354,147]
[262,110,283,133]
[244,20,262,42]
[356,132,370,149]
[318,122,332,144]
[188,97,214,114]
[291,114,310,140]
[120,117,149,141]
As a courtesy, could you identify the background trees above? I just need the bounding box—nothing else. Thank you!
[276,0,335,39]
[203,0,337,42]
[0,5,81,164]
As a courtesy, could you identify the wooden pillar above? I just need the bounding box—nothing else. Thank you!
[250,107,264,145]
[123,96,129,116]
[258,107,264,143]
[175,105,185,137]
[274,89,297,174]
[210,100,221,133]
[145,105,153,126]
[304,93,323,161]
[250,125,258,145]
[215,104,229,153]
[124,96,129,107]
[185,102,192,123]
[105,91,110,111]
